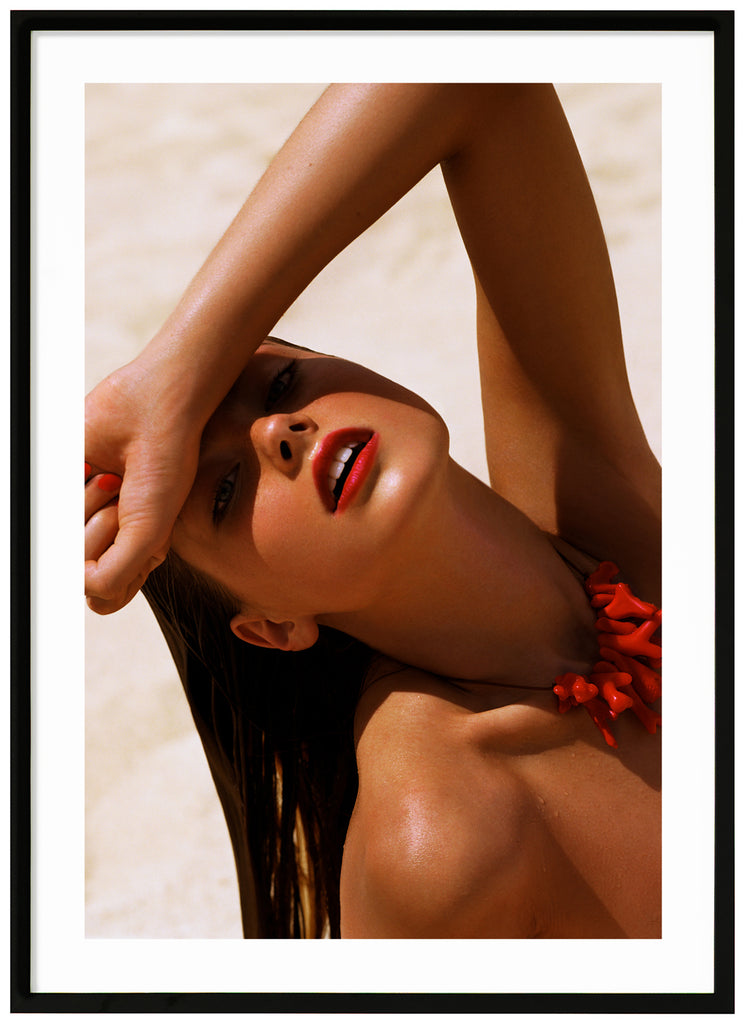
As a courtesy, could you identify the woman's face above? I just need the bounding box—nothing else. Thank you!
[172,340,450,625]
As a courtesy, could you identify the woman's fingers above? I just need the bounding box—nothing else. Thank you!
[83,460,193,613]
[85,571,152,616]
[85,504,120,563]
[85,541,168,614]
[85,472,122,523]
[84,365,203,613]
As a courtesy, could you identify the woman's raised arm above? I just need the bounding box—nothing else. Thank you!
[86,84,655,612]
[440,86,660,588]
[85,84,478,612]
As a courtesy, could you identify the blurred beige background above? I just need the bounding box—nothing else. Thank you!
[85,83,660,938]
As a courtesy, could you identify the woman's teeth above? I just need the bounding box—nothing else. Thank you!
[328,444,357,494]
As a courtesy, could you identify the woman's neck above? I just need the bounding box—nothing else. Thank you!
[324,459,599,688]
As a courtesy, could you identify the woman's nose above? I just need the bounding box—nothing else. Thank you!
[251,412,317,474]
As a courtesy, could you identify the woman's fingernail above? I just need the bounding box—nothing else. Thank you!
[85,462,92,479]
[96,473,121,492]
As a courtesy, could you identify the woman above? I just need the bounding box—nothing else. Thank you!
[85,85,661,938]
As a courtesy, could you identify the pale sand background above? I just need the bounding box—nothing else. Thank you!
[85,84,661,938]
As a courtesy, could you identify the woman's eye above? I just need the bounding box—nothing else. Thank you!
[265,360,297,411]
[212,465,238,523]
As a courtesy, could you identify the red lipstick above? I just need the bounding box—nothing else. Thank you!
[312,429,379,513]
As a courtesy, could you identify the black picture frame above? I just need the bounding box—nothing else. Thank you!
[11,8,734,1014]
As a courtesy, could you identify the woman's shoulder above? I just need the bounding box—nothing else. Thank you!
[342,657,661,938]
[353,655,578,761]
[341,660,550,937]
[353,657,474,747]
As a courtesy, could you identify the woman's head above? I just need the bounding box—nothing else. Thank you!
[140,337,448,935]
[170,337,450,652]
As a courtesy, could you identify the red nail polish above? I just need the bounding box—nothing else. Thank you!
[96,473,121,492]
[85,462,92,479]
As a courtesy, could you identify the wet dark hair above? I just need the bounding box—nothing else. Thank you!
[141,549,374,938]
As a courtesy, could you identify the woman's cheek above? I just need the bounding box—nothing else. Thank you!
[250,489,319,575]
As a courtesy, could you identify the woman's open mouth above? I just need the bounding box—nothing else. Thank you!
[312,429,379,513]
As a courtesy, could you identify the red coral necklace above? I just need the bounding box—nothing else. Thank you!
[553,561,661,748]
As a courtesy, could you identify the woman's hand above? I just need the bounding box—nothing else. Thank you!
[84,355,203,614]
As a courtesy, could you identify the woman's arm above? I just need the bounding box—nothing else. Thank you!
[439,86,661,590]
[86,84,657,611]
[86,84,481,612]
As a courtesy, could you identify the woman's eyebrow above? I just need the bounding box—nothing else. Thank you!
[194,338,314,457]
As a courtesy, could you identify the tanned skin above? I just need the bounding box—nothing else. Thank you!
[86,87,660,937]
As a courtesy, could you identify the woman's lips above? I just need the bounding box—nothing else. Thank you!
[312,428,379,513]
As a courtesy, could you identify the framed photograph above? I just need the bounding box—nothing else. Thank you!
[12,9,733,1013]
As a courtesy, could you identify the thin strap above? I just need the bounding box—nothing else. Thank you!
[547,534,602,581]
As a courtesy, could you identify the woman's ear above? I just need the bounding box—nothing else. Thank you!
[230,613,319,652]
